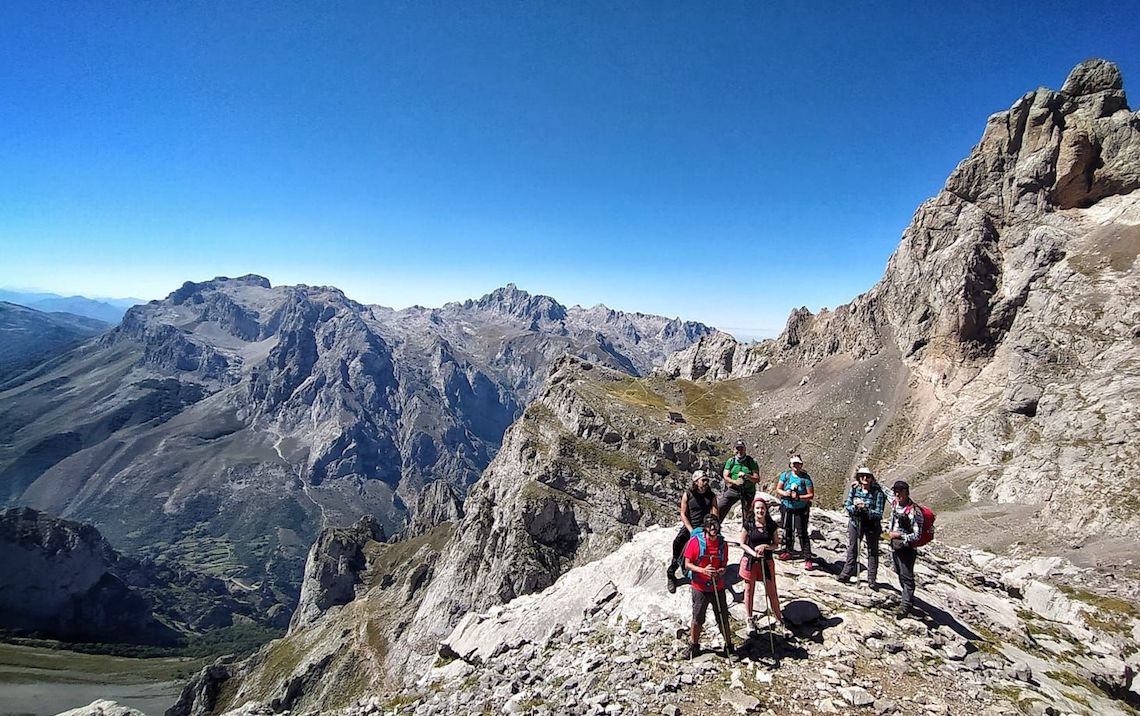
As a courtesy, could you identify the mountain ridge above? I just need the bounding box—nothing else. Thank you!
[0,279,713,600]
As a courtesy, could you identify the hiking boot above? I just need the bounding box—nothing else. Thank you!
[803,560,815,571]
[895,607,911,620]
[867,582,879,592]
[687,643,701,660]
[777,551,792,561]
[836,573,850,583]
[665,565,677,593]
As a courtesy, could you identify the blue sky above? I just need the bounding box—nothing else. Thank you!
[1,2,1137,339]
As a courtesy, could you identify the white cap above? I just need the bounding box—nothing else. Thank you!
[789,455,803,465]
[855,467,874,477]
[691,470,706,482]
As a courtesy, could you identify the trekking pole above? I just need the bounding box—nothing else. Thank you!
[759,550,775,657]
[707,568,732,655]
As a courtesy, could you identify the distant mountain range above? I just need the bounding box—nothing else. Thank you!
[0,302,110,382]
[0,289,143,324]
[0,278,712,601]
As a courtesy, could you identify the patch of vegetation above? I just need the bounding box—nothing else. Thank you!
[0,641,202,685]
[600,376,670,413]
[434,652,456,668]
[181,622,284,658]
[575,438,641,473]
[1058,584,1139,635]
[674,379,744,428]
[384,692,422,709]
[1045,669,1098,693]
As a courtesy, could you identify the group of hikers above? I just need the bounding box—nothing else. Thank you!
[667,440,930,659]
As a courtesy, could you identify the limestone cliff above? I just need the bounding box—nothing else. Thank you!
[664,59,1140,549]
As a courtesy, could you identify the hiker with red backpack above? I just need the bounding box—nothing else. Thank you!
[683,513,734,659]
[837,467,887,589]
[887,480,934,619]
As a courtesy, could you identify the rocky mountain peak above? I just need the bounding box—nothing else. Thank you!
[465,283,569,324]
[167,274,273,305]
[1061,58,1125,96]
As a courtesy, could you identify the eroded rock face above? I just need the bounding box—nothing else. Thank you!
[664,59,1140,542]
[289,517,385,634]
[395,356,722,666]
[0,508,175,645]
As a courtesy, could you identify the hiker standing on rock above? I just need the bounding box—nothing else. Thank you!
[838,467,886,589]
[738,495,785,633]
[667,470,718,593]
[775,456,815,570]
[718,440,761,519]
[887,480,923,619]
[683,514,733,658]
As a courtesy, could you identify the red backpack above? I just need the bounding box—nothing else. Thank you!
[906,503,936,547]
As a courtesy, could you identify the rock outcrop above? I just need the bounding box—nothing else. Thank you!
[0,507,176,644]
[664,59,1140,546]
[197,512,1140,715]
[0,279,710,596]
[289,517,386,633]
[0,507,281,645]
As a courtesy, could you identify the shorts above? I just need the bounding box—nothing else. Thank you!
[739,550,774,581]
[690,586,725,624]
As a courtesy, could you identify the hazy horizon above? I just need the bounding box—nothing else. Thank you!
[2,2,1137,341]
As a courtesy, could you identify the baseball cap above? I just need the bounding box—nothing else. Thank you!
[789,455,803,465]
[891,480,910,492]
[692,470,707,483]
[734,440,747,449]
[856,467,874,477]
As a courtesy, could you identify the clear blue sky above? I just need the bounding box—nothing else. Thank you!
[1,2,1137,339]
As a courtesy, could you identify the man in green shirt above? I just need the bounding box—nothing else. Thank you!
[718,440,761,518]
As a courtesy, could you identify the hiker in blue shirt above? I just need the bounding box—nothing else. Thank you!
[837,467,886,589]
[774,455,815,570]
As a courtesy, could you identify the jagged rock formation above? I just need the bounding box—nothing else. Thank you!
[0,279,710,595]
[663,59,1140,549]
[0,301,108,381]
[288,517,386,633]
[0,506,178,645]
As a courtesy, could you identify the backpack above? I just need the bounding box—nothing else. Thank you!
[905,503,936,547]
[685,528,727,586]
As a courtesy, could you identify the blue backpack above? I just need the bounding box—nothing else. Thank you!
[685,528,728,585]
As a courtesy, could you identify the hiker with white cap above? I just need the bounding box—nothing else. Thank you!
[718,439,761,519]
[667,470,718,593]
[774,455,816,569]
[837,467,887,589]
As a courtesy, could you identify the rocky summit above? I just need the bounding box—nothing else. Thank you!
[663,58,1140,560]
[0,279,710,600]
[138,60,1140,716]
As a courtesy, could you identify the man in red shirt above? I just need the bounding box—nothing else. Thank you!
[683,514,734,658]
